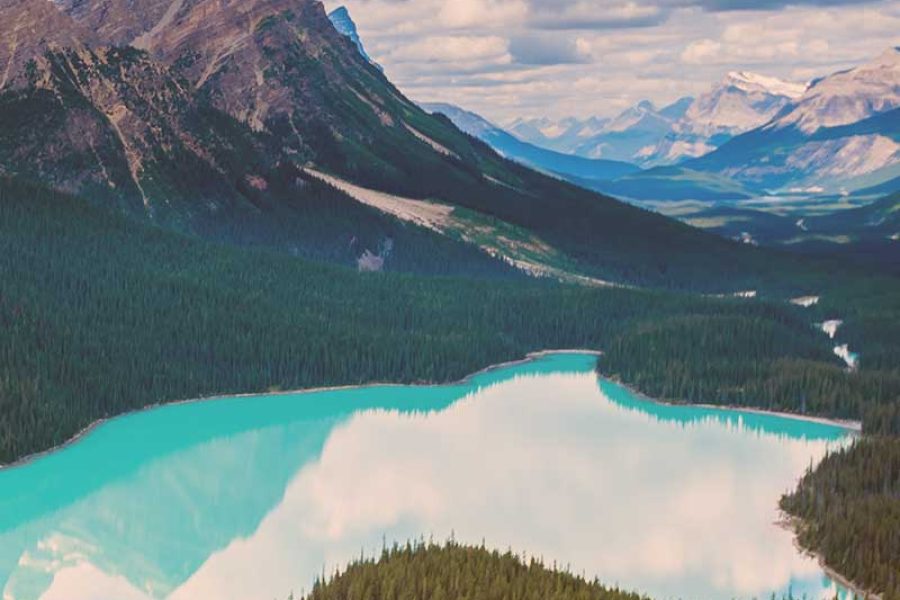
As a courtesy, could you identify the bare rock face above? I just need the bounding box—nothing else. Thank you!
[0,0,97,90]
[50,0,380,135]
[0,44,274,217]
[0,0,475,219]
[57,0,176,46]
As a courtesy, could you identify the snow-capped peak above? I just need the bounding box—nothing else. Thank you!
[677,71,804,137]
[724,71,807,99]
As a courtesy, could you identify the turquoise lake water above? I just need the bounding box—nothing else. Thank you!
[0,353,856,600]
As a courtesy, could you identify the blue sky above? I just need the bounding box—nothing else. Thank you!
[323,0,899,122]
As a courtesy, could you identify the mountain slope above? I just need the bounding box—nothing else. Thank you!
[0,0,857,292]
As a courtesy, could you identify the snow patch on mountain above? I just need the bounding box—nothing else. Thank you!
[821,320,843,339]
[679,71,804,137]
[725,71,807,99]
[790,296,819,307]
[834,344,860,370]
[769,47,900,133]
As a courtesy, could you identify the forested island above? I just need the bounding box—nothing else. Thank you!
[299,541,647,600]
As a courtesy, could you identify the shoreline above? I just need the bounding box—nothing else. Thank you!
[0,348,870,598]
[1,348,861,471]
[778,514,882,600]
[604,377,862,433]
[0,349,603,472]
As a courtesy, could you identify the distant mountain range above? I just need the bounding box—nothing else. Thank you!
[506,70,805,167]
[688,48,900,194]
[445,48,899,200]
[421,103,639,183]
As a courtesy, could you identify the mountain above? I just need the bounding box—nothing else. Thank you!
[568,100,684,164]
[328,6,381,70]
[689,48,900,193]
[506,116,609,152]
[768,48,900,133]
[0,0,805,292]
[422,103,639,182]
[682,71,806,137]
[504,71,805,170]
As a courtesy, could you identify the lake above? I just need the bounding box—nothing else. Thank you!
[0,353,856,600]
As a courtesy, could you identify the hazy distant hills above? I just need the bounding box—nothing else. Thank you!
[454,49,899,200]
[506,71,805,168]
[421,103,639,183]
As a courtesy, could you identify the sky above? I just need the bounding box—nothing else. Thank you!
[321,0,900,124]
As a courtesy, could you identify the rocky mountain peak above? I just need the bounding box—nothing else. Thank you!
[328,5,381,69]
[723,71,806,99]
[771,46,900,133]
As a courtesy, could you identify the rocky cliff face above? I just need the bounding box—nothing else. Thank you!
[0,0,458,212]
[0,0,97,90]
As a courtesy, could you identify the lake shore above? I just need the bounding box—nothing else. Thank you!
[778,514,882,600]
[0,349,602,471]
[0,347,860,471]
[603,376,862,433]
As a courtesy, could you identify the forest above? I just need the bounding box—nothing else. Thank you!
[2,177,898,465]
[781,437,900,599]
[301,541,647,600]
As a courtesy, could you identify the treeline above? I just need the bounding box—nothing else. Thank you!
[598,315,900,435]
[780,437,900,599]
[1,177,885,464]
[302,541,647,600]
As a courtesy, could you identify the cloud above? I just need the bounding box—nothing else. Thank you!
[508,35,591,64]
[685,0,879,10]
[325,0,900,121]
[680,38,721,63]
[386,35,512,65]
[527,1,668,29]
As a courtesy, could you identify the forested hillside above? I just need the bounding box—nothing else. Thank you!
[599,315,900,435]
[2,177,898,465]
[781,438,900,599]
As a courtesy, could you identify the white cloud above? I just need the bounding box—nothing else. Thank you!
[325,0,900,121]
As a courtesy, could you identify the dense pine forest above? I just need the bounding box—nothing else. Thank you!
[781,438,900,599]
[301,541,647,600]
[599,315,900,435]
[2,176,857,464]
